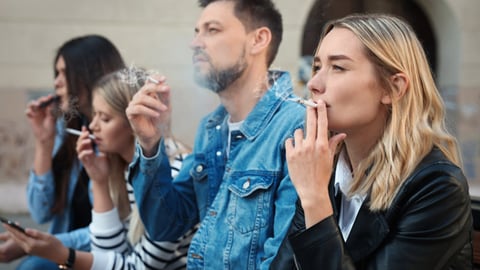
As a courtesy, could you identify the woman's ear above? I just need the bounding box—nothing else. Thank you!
[250,27,271,56]
[381,73,409,104]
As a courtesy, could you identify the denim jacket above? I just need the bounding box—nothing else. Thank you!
[26,118,91,250]
[129,71,305,269]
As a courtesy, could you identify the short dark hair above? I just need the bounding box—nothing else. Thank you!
[199,0,283,67]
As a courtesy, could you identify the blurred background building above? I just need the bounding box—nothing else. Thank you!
[0,0,478,213]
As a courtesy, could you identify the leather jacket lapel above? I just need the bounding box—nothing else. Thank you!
[345,199,389,262]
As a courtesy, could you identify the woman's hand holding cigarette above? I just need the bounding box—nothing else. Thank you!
[25,95,58,146]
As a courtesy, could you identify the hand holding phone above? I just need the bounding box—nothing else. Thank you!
[0,216,26,234]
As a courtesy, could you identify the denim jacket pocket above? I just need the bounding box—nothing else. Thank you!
[227,172,275,233]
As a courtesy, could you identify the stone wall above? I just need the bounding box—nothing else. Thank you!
[0,0,479,212]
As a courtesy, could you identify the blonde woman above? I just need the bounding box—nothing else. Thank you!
[4,70,196,270]
[284,14,472,269]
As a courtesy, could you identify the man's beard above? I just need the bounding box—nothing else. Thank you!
[193,49,247,93]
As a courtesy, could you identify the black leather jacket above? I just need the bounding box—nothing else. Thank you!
[271,148,473,269]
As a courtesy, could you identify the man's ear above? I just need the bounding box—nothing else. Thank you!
[381,73,409,104]
[250,27,271,56]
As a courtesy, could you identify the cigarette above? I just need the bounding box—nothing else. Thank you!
[147,76,159,84]
[288,98,318,108]
[65,128,95,140]
[298,99,318,108]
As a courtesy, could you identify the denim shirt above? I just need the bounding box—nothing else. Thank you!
[129,71,305,269]
[26,118,91,250]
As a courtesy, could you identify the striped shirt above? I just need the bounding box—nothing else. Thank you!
[89,140,197,270]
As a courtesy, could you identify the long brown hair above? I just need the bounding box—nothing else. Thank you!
[51,35,125,214]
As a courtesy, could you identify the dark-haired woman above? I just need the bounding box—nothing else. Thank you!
[1,35,125,270]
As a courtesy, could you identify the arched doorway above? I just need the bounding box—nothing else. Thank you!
[298,0,437,92]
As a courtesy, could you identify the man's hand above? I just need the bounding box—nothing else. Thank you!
[126,75,172,157]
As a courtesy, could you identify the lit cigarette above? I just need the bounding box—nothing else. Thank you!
[288,98,318,108]
[65,128,95,140]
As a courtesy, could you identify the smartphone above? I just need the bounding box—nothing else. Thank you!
[0,216,26,234]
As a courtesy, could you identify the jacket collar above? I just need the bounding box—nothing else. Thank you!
[344,197,389,261]
[205,70,293,140]
[340,147,446,262]
[330,171,389,262]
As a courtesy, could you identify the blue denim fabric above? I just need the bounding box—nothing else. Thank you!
[16,255,58,270]
[26,118,91,251]
[129,71,305,269]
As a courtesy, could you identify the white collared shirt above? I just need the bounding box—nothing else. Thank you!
[334,150,367,241]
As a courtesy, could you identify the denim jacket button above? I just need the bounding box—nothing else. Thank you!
[242,179,250,189]
[216,151,222,156]
[195,165,204,173]
[216,125,221,130]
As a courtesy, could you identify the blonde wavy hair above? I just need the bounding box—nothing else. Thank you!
[93,70,191,244]
[318,14,462,211]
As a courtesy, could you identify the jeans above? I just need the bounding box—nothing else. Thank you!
[16,256,57,270]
